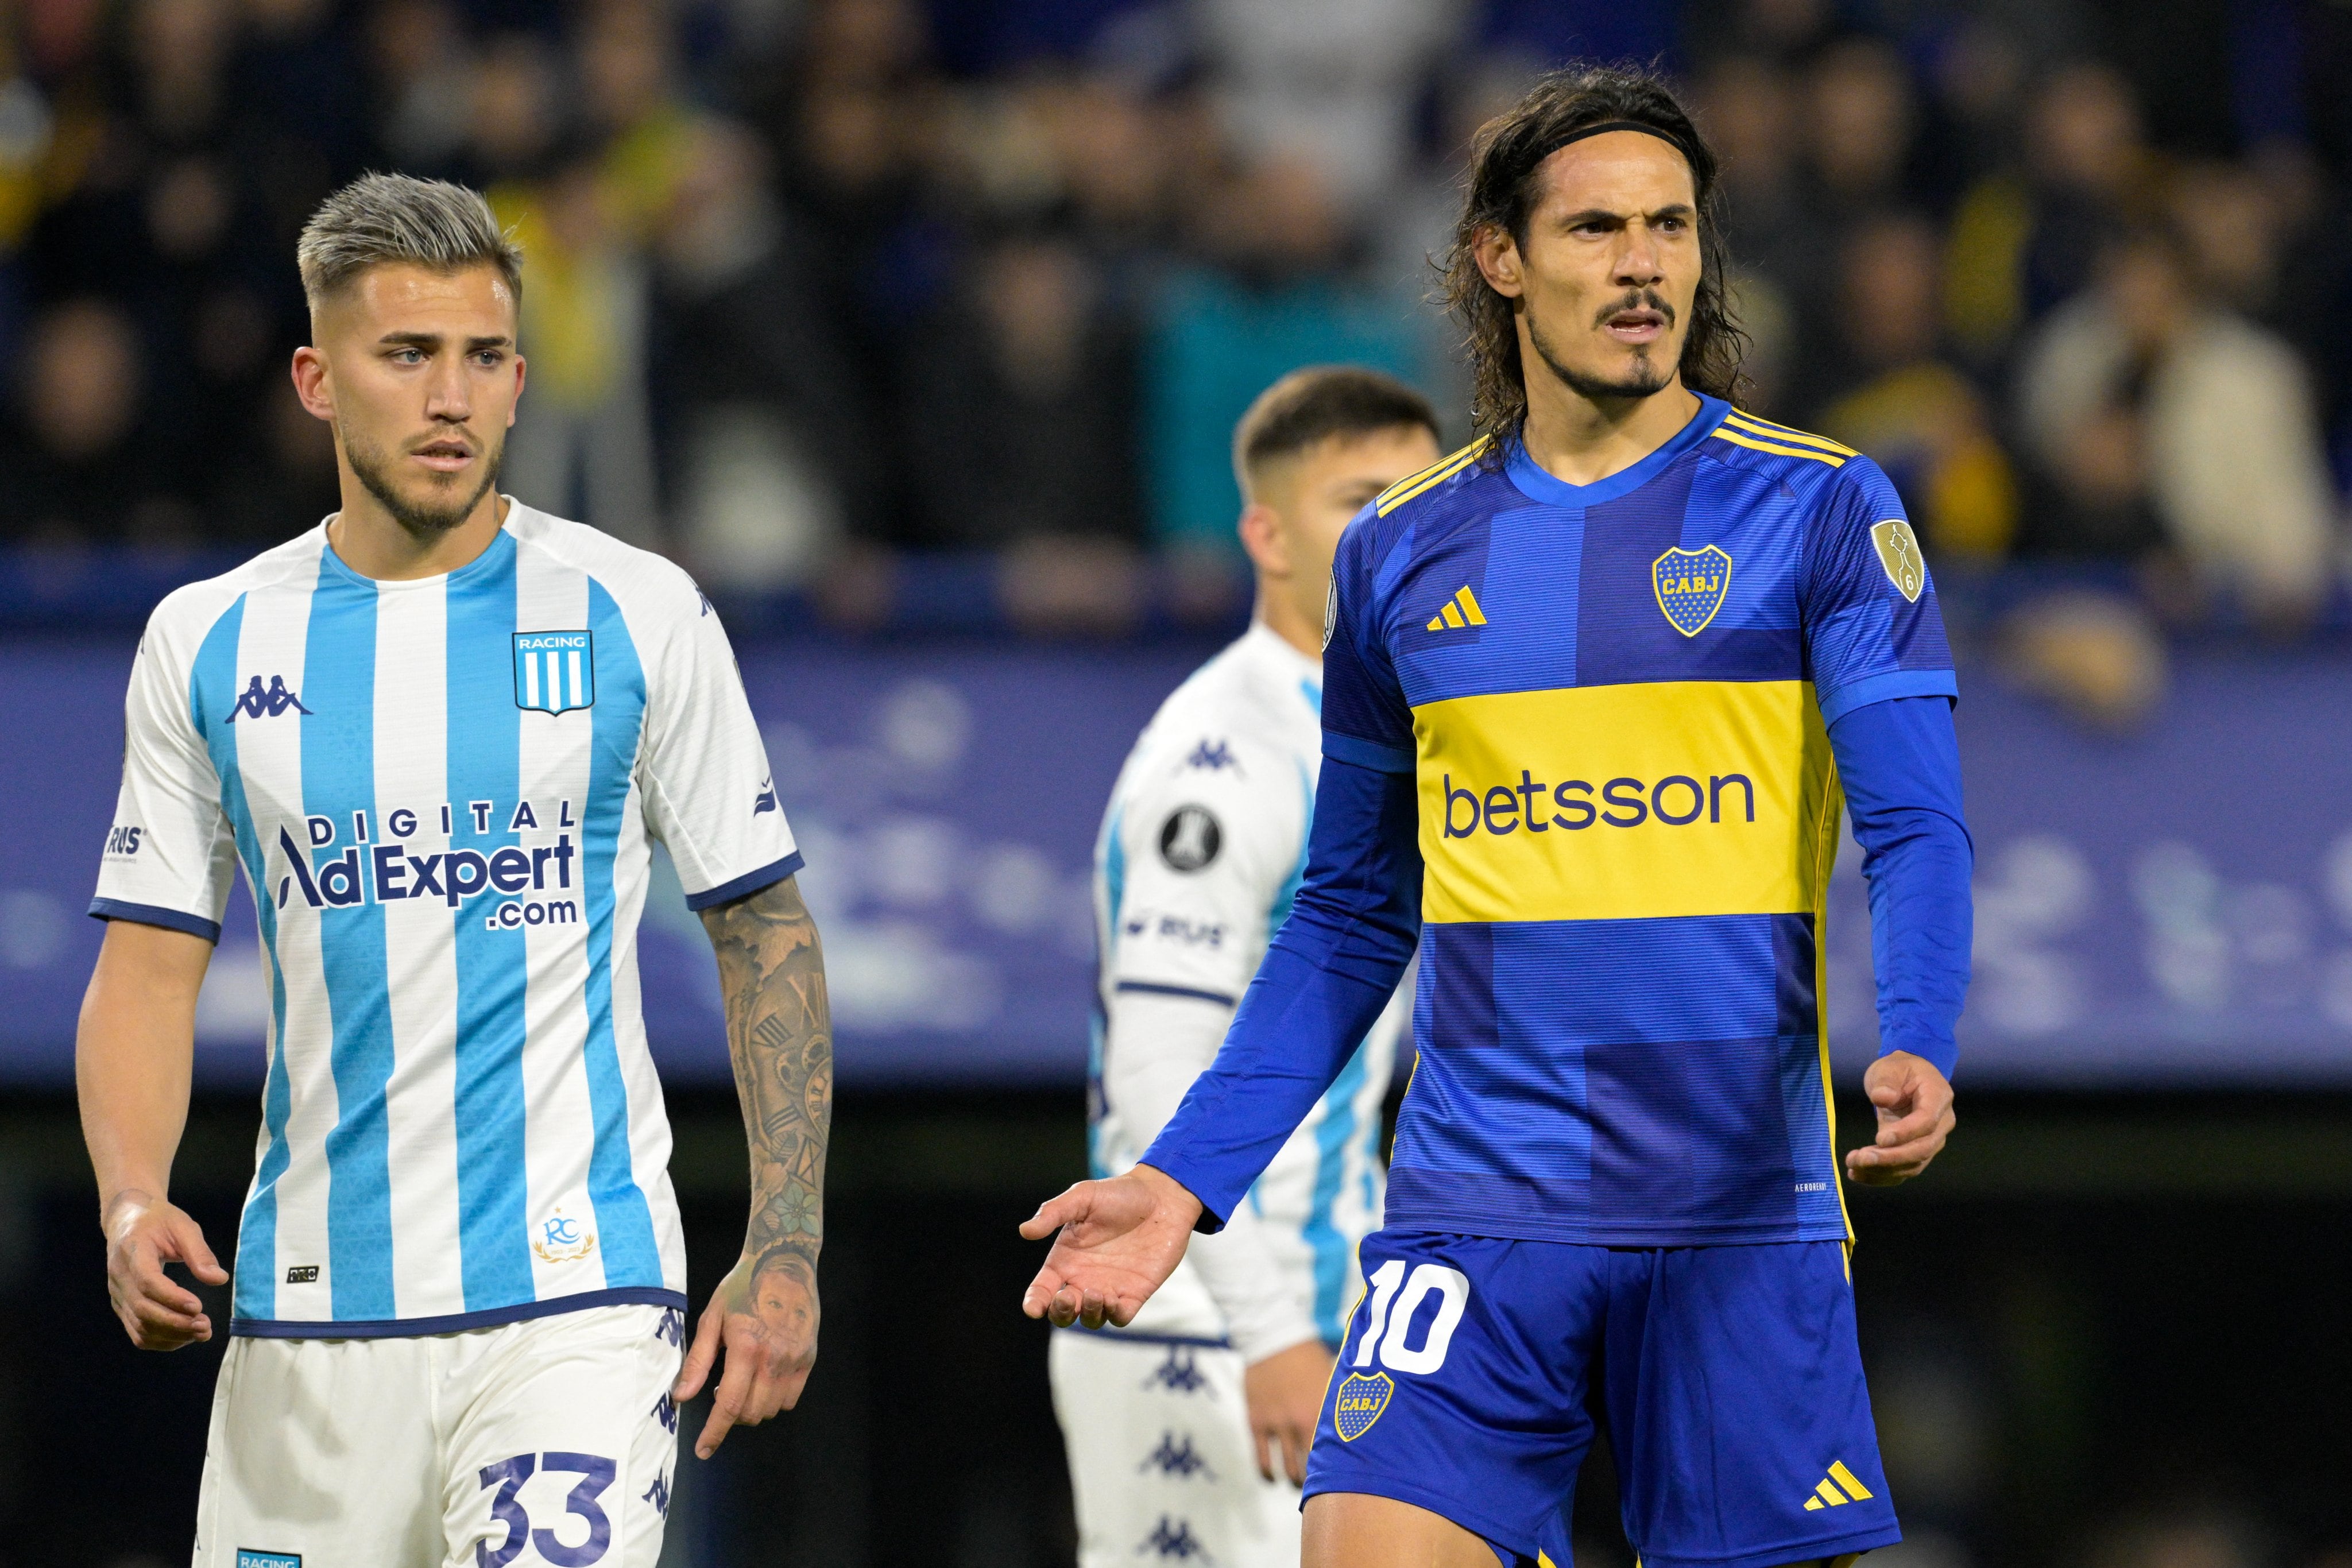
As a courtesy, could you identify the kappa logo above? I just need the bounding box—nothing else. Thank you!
[1139,1517,1215,1562]
[1653,545,1734,636]
[1333,1372,1393,1440]
[1184,738,1238,773]
[1870,520,1927,602]
[1139,1431,1215,1479]
[1142,1345,1210,1394]
[226,675,312,722]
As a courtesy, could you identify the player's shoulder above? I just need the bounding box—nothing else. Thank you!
[144,529,326,660]
[1344,435,1507,578]
[1123,640,1309,806]
[506,502,710,628]
[1699,408,1880,493]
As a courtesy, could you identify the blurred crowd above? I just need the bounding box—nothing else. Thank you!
[0,0,2348,667]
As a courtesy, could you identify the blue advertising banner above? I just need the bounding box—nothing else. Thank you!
[1,636,2347,1089]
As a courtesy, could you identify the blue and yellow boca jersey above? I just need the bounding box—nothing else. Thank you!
[1320,396,1956,1246]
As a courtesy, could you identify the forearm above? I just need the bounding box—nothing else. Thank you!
[1144,755,1420,1226]
[75,924,209,1211]
[1828,696,1974,1078]
[701,877,833,1280]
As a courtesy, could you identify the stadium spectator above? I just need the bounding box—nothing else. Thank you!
[2018,226,2341,628]
[1812,212,2018,566]
[0,298,185,545]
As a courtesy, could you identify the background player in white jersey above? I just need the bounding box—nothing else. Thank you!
[75,175,830,1566]
[1054,369,1441,1567]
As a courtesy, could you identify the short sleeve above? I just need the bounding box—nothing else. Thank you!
[1320,510,1415,774]
[1108,742,1305,1006]
[1801,455,1960,726]
[90,625,238,941]
[637,599,800,911]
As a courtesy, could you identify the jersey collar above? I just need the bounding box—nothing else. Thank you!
[1502,393,1730,510]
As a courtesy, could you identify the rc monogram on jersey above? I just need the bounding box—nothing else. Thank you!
[91,505,802,1335]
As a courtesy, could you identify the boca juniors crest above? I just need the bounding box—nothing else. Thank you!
[513,630,595,714]
[1652,545,1733,637]
[1333,1372,1394,1441]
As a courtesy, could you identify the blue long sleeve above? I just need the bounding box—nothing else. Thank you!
[1825,695,1974,1079]
[1140,754,1422,1229]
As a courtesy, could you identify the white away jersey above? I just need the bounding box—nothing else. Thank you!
[1090,623,1405,1358]
[92,502,799,1336]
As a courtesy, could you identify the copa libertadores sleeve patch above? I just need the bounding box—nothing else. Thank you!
[1157,805,1223,872]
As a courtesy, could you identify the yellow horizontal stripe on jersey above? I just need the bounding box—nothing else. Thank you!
[1376,436,1491,516]
[1711,427,1848,467]
[1411,680,1839,924]
[1722,411,1858,458]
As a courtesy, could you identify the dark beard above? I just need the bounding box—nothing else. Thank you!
[1526,293,1677,402]
[343,426,502,537]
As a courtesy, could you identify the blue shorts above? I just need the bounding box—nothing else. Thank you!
[1305,1232,1900,1568]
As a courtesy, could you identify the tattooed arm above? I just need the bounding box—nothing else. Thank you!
[671,874,833,1458]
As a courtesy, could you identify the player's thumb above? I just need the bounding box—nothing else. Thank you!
[167,1209,229,1284]
[1018,1183,1088,1241]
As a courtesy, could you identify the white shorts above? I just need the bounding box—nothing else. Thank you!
[1049,1329,1303,1568]
[192,1303,683,1568]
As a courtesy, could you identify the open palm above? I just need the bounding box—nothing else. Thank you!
[1019,1164,1203,1328]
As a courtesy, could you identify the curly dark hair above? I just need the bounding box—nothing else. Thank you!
[1438,63,1750,447]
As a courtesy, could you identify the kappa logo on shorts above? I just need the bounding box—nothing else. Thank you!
[1332,1371,1393,1440]
[236,1552,301,1568]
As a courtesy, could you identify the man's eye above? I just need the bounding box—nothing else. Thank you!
[392,349,423,363]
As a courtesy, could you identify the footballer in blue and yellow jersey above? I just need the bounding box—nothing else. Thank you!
[1024,61,1973,1568]
[1318,395,1953,1246]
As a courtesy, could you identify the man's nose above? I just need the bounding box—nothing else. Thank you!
[1614,220,1666,285]
[423,358,473,419]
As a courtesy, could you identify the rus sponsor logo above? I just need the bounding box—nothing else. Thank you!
[1439,769,1757,837]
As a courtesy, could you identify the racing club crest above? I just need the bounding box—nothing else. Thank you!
[1652,545,1733,637]
[531,1204,598,1264]
[1333,1371,1394,1441]
[513,631,595,714]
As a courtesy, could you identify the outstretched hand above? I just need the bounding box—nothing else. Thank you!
[1843,1050,1955,1186]
[1020,1163,1202,1329]
[672,1250,819,1459]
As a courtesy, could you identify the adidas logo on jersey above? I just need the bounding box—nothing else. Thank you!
[1801,1460,1877,1511]
[1425,586,1488,632]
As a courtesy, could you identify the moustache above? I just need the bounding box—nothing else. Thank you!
[1596,291,1677,327]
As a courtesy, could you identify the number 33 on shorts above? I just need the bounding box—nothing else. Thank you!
[1330,1259,1472,1440]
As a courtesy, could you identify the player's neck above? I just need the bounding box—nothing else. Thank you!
[1253,591,1324,664]
[327,487,509,582]
[1518,373,1701,488]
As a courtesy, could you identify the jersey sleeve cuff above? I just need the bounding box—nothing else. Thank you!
[1321,730,1415,775]
[1878,1035,1959,1080]
[87,898,222,943]
[682,849,804,912]
[1817,669,1959,728]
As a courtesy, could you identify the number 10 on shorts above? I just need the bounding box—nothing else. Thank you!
[1352,1260,1470,1375]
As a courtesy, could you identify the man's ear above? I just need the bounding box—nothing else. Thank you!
[1473,223,1526,300]
[1237,500,1291,578]
[291,344,334,423]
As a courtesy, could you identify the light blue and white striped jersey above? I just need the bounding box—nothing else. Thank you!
[1089,622,1405,1360]
[92,503,800,1337]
